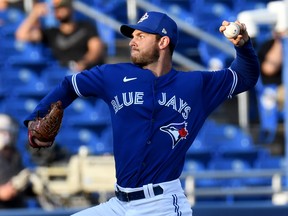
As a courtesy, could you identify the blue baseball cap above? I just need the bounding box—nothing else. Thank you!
[120,11,178,48]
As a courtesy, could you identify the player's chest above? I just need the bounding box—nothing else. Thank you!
[108,79,199,117]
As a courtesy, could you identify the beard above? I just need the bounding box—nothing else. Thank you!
[131,46,160,67]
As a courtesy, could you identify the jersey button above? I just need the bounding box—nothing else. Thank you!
[146,140,151,144]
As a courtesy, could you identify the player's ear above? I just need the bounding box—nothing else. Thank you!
[158,36,170,49]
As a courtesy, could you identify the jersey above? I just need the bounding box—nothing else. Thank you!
[41,21,102,68]
[24,40,259,188]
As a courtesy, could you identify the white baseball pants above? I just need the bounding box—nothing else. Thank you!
[71,179,193,216]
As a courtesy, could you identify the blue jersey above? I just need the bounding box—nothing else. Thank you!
[24,40,259,188]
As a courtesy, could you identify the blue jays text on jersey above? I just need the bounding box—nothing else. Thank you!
[111,92,191,120]
[24,40,259,188]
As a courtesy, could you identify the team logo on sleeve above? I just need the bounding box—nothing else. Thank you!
[160,122,189,149]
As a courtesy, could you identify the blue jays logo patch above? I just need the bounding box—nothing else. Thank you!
[160,122,189,149]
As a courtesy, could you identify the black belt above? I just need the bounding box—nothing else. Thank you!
[115,185,163,202]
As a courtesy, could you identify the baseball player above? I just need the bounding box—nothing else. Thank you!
[24,11,259,216]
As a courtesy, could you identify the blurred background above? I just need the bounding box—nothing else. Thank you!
[0,0,288,215]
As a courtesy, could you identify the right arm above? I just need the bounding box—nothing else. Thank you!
[25,76,79,147]
[15,3,48,42]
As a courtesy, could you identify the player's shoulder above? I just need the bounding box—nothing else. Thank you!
[175,69,205,77]
[98,62,139,72]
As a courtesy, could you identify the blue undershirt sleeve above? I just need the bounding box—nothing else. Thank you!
[230,39,260,94]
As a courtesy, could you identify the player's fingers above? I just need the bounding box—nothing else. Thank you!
[234,21,246,33]
[219,20,231,32]
[233,35,246,47]
[221,20,229,26]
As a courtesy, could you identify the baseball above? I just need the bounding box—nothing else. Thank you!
[223,22,240,39]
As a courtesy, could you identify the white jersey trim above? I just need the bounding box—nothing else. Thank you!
[72,74,84,97]
[228,67,238,99]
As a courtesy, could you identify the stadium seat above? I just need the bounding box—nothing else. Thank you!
[203,122,254,154]
[212,124,258,166]
[64,98,109,127]
[3,97,39,122]
[7,42,49,71]
[88,131,113,155]
[207,158,251,188]
[89,0,127,25]
[254,156,286,170]
[4,67,49,97]
[183,159,206,173]
[96,21,116,56]
[56,127,101,154]
[255,81,282,144]
[244,156,286,189]
[91,99,111,124]
[41,64,71,90]
[0,7,24,27]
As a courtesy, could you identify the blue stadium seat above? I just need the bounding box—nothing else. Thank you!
[245,156,286,188]
[3,67,48,97]
[211,124,258,166]
[92,99,111,124]
[64,98,96,125]
[92,0,127,19]
[254,156,286,170]
[56,127,102,154]
[204,122,253,151]
[88,128,113,155]
[96,21,116,56]
[7,42,49,70]
[187,138,213,166]
[255,81,282,144]
[64,98,111,128]
[207,158,251,188]
[182,159,208,190]
[0,7,24,27]
[3,97,39,122]
[183,159,206,173]
[41,64,71,90]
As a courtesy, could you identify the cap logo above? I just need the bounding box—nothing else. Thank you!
[162,28,167,34]
[138,12,149,23]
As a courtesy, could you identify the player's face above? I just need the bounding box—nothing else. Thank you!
[129,30,160,67]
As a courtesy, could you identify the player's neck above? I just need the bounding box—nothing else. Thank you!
[144,54,172,77]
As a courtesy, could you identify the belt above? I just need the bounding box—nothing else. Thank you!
[115,185,164,202]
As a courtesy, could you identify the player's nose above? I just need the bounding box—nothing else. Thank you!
[129,38,137,47]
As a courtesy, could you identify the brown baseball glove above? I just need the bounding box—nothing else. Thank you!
[28,101,63,148]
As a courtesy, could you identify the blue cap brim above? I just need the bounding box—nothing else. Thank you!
[120,24,158,38]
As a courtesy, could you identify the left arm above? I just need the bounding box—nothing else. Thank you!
[220,20,260,94]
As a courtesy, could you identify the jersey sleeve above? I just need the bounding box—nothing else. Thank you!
[70,65,107,99]
[200,69,236,114]
[200,39,259,114]
[229,39,260,94]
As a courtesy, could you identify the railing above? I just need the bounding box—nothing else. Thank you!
[181,168,288,206]
[27,153,288,209]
